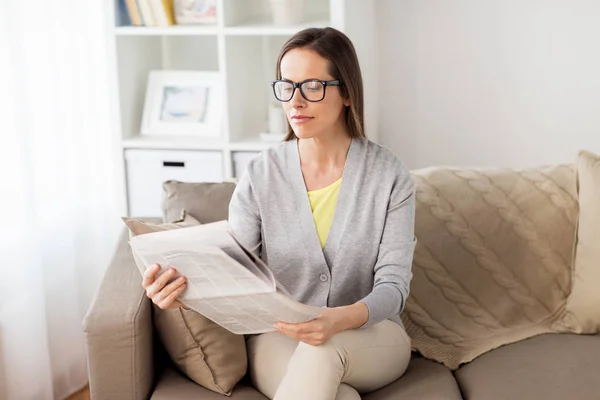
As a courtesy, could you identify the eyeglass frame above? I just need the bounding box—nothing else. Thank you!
[270,79,342,102]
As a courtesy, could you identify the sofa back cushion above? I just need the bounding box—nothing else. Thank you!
[162,180,236,223]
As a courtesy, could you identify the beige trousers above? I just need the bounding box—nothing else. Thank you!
[246,320,411,400]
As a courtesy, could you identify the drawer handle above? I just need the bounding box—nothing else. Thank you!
[163,161,185,167]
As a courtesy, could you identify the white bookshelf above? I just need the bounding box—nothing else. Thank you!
[107,0,378,217]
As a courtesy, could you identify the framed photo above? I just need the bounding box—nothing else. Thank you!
[141,70,223,137]
[174,0,217,25]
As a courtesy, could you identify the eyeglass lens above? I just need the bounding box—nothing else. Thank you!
[273,81,325,102]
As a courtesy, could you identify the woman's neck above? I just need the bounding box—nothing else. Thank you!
[298,132,352,173]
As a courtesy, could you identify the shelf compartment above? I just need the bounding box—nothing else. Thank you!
[115,35,220,141]
[224,35,289,143]
[222,0,330,35]
[223,16,330,36]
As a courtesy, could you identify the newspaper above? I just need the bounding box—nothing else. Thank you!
[128,221,323,334]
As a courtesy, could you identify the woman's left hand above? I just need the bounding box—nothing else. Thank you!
[274,308,342,346]
[274,302,368,346]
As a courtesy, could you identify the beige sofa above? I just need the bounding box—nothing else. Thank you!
[84,162,600,400]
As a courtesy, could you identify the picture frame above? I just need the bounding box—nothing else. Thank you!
[141,70,223,137]
[174,0,217,25]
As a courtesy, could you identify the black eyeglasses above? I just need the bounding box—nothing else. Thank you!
[271,79,342,102]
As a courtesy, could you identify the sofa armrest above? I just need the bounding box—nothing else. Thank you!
[83,224,160,400]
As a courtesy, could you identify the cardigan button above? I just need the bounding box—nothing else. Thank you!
[319,274,328,282]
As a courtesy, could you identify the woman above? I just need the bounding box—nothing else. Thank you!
[143,27,416,400]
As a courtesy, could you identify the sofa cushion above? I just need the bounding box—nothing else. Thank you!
[162,180,236,224]
[151,366,268,400]
[122,214,248,396]
[455,333,600,400]
[560,150,600,333]
[363,355,462,400]
[152,355,460,400]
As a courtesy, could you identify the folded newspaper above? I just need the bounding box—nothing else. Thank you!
[128,220,323,335]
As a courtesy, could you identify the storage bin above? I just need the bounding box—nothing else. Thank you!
[232,151,260,179]
[125,148,224,217]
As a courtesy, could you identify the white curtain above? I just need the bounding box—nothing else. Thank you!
[0,1,124,398]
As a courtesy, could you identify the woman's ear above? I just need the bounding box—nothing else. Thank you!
[343,97,351,107]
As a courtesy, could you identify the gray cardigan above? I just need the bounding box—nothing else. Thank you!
[228,138,416,328]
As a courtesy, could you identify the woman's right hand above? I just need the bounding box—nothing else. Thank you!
[142,263,188,310]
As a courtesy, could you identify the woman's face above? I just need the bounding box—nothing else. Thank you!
[278,48,350,140]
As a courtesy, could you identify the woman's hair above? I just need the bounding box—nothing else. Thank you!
[275,27,366,141]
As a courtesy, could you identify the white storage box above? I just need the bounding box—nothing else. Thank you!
[125,149,224,217]
[232,151,260,178]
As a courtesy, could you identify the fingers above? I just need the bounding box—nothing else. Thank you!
[142,263,160,289]
[143,263,188,309]
[278,321,309,335]
[275,327,324,346]
[146,266,177,298]
[154,277,187,309]
[275,320,329,345]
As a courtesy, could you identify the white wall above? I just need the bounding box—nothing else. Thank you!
[376,0,600,169]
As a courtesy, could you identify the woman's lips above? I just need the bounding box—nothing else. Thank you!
[291,116,313,124]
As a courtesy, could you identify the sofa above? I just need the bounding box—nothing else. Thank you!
[83,158,600,400]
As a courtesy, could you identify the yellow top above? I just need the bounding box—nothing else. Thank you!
[307,177,342,248]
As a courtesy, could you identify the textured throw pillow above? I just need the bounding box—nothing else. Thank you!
[122,211,248,396]
[403,163,579,369]
[162,180,236,224]
[560,150,600,333]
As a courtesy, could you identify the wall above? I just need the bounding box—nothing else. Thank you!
[376,0,600,169]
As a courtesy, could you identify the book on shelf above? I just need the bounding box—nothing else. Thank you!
[121,0,175,27]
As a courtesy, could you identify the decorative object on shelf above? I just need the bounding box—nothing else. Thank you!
[269,0,305,26]
[174,0,217,24]
[141,70,223,137]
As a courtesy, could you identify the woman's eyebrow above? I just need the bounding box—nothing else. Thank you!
[279,77,324,82]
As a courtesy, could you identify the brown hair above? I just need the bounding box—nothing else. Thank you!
[275,27,366,141]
